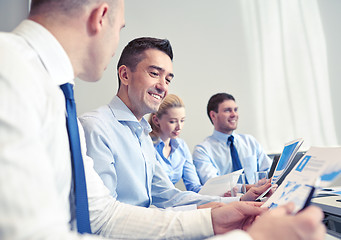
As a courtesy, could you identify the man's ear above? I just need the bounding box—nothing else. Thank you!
[209,110,216,123]
[118,65,129,86]
[88,3,109,34]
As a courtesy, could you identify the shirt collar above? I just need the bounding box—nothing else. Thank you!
[13,20,74,86]
[154,138,180,150]
[109,96,152,135]
[170,138,180,149]
[212,129,235,143]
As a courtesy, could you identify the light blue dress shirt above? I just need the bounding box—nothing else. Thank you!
[193,130,272,185]
[153,138,202,193]
[79,97,235,209]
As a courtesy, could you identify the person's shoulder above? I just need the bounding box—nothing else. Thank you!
[79,105,113,128]
[176,137,186,145]
[235,133,262,148]
[0,33,44,91]
[193,135,216,152]
[236,133,257,141]
[176,138,191,150]
[0,32,22,49]
[0,32,32,67]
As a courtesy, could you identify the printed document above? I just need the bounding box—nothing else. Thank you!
[199,169,244,196]
[262,146,341,213]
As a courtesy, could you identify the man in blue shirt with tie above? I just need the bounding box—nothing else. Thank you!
[193,93,272,186]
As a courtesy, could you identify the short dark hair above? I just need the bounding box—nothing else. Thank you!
[117,37,173,88]
[30,0,118,18]
[207,93,235,124]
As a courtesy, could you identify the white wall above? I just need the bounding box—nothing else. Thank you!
[319,0,341,148]
[1,1,339,153]
[74,0,341,153]
[0,1,29,31]
[75,0,251,151]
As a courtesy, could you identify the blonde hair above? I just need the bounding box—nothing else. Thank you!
[148,94,185,139]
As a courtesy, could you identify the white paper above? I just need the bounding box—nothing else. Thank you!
[263,146,341,213]
[198,169,244,196]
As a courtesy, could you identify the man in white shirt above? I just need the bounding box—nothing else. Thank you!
[0,0,325,240]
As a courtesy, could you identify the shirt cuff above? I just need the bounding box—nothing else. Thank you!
[165,204,198,211]
[205,230,253,240]
[220,196,240,203]
[180,208,214,239]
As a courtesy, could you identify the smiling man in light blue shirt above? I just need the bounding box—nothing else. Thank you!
[193,93,272,186]
[80,38,244,209]
[79,38,268,209]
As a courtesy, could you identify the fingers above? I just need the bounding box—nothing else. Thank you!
[235,201,267,216]
[268,202,295,216]
[242,201,264,208]
[267,184,278,196]
[257,178,268,186]
[247,204,326,240]
[252,182,272,195]
[241,182,272,201]
[296,205,324,222]
[295,206,326,240]
[224,191,232,197]
[314,223,327,240]
[246,184,255,191]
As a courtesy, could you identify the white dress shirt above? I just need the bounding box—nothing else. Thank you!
[0,20,252,240]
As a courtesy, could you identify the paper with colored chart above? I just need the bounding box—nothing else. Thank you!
[262,146,341,213]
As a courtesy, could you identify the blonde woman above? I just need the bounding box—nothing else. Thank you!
[149,94,202,193]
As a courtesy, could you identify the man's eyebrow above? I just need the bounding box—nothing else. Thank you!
[149,65,174,79]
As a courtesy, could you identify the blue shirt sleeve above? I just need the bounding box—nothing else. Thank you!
[192,144,220,185]
[79,115,119,198]
[180,141,202,193]
[154,139,202,193]
[150,159,227,208]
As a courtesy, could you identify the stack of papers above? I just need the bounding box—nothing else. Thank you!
[262,146,341,213]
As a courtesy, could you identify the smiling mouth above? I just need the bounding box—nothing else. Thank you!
[149,92,163,100]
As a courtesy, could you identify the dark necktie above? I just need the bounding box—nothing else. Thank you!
[228,135,248,184]
[60,83,91,234]
[228,135,242,171]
